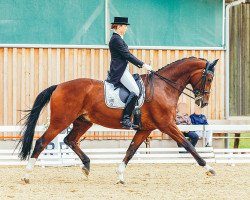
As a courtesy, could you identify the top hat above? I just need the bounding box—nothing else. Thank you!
[111,17,130,25]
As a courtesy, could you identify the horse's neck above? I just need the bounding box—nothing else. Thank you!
[159,60,195,89]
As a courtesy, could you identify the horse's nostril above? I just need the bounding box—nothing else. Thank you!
[202,103,208,108]
[195,100,201,106]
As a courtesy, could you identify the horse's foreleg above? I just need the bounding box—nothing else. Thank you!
[161,124,215,176]
[64,118,93,177]
[117,130,152,184]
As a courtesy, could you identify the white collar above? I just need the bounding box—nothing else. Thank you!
[114,31,124,39]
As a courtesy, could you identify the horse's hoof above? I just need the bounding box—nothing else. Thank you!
[204,165,216,176]
[21,177,30,184]
[82,166,89,177]
[206,169,216,176]
[116,180,125,184]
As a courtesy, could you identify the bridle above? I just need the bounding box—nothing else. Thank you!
[192,66,214,99]
[146,61,214,101]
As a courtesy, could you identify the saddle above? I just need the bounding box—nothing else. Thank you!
[104,73,145,109]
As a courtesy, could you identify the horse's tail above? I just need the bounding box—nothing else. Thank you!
[18,85,58,160]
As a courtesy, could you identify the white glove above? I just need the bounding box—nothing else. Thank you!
[143,63,152,71]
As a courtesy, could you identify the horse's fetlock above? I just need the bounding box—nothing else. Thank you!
[199,160,206,166]
[83,159,90,171]
[84,157,90,164]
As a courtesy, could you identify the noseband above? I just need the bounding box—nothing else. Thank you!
[192,62,214,99]
[147,61,214,101]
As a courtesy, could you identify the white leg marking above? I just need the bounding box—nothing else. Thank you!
[26,158,37,171]
[204,164,215,176]
[204,164,213,171]
[22,158,37,183]
[117,162,126,183]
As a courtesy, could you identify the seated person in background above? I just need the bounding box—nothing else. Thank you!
[190,104,213,147]
[176,103,199,147]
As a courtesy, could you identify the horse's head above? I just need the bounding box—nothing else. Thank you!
[190,59,219,108]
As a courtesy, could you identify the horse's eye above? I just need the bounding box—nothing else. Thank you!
[207,78,212,83]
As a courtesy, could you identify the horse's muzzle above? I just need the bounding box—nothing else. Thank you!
[195,98,208,108]
[201,102,208,108]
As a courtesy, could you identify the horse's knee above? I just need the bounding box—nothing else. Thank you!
[179,139,189,148]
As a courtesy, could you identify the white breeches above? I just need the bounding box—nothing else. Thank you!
[120,69,140,96]
[195,130,213,145]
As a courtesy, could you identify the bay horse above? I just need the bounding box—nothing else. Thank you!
[18,57,218,184]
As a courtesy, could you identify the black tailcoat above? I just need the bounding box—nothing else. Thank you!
[108,33,143,86]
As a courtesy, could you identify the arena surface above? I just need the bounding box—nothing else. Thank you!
[0,164,249,200]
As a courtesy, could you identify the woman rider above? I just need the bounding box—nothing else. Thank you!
[108,17,152,129]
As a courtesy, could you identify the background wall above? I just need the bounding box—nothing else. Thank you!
[0,0,105,45]
[229,3,250,116]
[0,47,225,138]
[0,0,223,47]
[0,0,228,139]
[109,0,223,46]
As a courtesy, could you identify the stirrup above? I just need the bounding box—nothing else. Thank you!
[121,121,139,130]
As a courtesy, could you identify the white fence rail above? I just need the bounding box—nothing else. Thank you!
[1,124,250,133]
[0,124,250,165]
[1,147,250,166]
[0,125,205,133]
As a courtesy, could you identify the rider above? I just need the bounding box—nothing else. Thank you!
[108,17,152,129]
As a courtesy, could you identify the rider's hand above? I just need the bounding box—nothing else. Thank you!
[143,63,152,71]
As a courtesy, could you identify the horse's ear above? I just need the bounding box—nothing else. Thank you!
[210,59,219,68]
[208,59,219,72]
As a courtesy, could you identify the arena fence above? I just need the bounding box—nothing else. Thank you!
[0,147,250,166]
[0,124,250,166]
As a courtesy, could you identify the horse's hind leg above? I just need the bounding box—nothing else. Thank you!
[22,124,69,183]
[64,117,93,177]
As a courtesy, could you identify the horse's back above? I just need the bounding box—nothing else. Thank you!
[51,78,104,104]
[59,78,103,87]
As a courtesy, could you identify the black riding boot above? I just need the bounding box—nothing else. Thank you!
[121,92,139,129]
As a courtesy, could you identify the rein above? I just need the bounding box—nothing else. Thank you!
[146,61,214,101]
[153,71,196,99]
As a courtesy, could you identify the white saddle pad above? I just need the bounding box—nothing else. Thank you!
[104,81,145,109]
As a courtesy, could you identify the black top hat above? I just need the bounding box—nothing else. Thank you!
[111,17,130,25]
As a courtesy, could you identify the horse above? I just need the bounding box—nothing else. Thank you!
[18,56,218,184]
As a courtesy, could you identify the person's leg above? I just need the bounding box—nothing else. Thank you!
[186,131,199,147]
[120,69,140,96]
[196,130,203,138]
[195,130,204,146]
[205,130,213,147]
[120,69,140,129]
